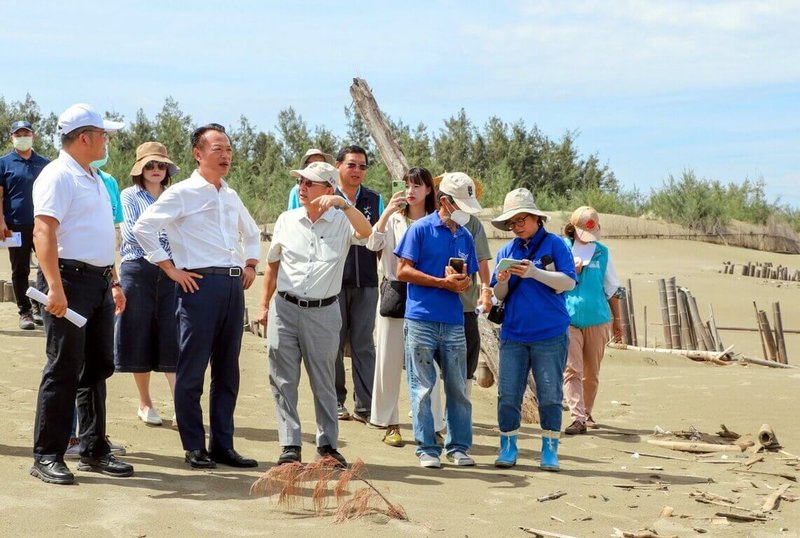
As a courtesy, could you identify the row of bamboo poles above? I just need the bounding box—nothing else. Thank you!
[722,261,800,281]
[753,301,790,364]
[655,277,725,352]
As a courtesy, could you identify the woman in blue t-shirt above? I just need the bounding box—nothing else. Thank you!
[490,188,576,471]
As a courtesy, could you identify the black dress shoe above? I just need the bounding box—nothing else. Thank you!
[185,449,216,469]
[209,448,258,468]
[277,446,302,465]
[316,445,347,468]
[30,459,74,485]
[77,453,134,477]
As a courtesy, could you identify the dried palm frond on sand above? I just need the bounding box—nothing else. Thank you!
[250,456,408,522]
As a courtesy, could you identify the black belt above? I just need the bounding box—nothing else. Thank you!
[278,291,337,308]
[188,266,242,277]
[58,259,113,277]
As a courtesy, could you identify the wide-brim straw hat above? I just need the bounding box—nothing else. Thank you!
[490,188,550,230]
[300,148,335,168]
[130,141,179,177]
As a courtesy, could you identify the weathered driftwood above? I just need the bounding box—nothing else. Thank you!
[758,423,780,449]
[607,342,733,364]
[762,484,791,512]
[647,439,754,453]
[519,528,578,538]
[537,490,567,502]
[739,356,799,369]
[349,78,409,181]
[477,316,539,423]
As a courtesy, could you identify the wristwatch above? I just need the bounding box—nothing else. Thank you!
[341,198,354,211]
[111,280,121,288]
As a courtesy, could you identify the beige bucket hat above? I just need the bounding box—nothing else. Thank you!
[490,188,549,230]
[130,142,179,177]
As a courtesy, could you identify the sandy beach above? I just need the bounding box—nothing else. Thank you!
[1,235,798,537]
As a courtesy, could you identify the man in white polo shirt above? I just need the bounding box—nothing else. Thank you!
[258,161,372,467]
[30,103,133,485]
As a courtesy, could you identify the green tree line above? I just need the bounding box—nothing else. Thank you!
[2,94,797,231]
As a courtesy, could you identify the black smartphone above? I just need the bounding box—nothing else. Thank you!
[448,257,465,273]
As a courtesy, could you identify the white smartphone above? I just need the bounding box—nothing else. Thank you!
[496,258,525,271]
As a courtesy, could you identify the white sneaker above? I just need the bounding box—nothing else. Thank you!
[138,406,163,426]
[447,451,475,466]
[418,453,441,468]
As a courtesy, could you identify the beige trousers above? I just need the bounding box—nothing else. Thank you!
[563,323,610,423]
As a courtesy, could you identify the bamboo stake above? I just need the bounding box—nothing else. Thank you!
[626,278,638,345]
[677,289,694,350]
[757,310,778,362]
[707,304,723,352]
[619,287,632,345]
[716,326,800,334]
[740,356,799,369]
[666,277,681,349]
[754,301,769,360]
[686,291,714,351]
[773,302,789,364]
[643,305,648,348]
[657,279,672,349]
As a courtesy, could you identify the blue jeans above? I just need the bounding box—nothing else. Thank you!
[405,319,472,457]
[498,333,568,433]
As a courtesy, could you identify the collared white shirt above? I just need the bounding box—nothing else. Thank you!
[267,207,366,300]
[133,170,261,269]
[32,150,116,266]
[366,211,409,281]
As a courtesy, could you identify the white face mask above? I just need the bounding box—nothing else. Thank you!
[449,209,470,226]
[12,136,33,152]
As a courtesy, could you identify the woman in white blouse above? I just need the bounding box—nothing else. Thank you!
[367,167,442,447]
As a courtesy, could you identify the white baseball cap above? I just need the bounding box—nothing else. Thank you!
[57,103,125,135]
[438,172,482,214]
[290,161,339,186]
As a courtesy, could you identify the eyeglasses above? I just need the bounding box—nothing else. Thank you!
[83,128,109,141]
[345,162,369,171]
[296,178,329,188]
[506,214,531,230]
[144,161,169,171]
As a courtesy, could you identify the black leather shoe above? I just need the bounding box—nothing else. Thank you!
[277,446,301,465]
[316,445,347,468]
[185,449,216,469]
[77,453,134,477]
[210,448,258,468]
[30,459,74,485]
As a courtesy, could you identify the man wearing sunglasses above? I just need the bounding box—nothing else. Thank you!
[30,103,132,485]
[259,161,372,467]
[332,145,383,424]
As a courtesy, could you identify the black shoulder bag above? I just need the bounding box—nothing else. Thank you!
[487,231,550,325]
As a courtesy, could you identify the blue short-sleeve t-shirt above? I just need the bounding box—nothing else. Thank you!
[0,150,50,226]
[394,211,479,325]
[490,226,577,342]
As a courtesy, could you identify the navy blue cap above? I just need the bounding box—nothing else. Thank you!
[10,121,33,134]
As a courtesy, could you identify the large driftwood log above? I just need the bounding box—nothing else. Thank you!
[647,439,754,453]
[478,316,539,423]
[349,77,539,423]
[607,342,733,364]
[349,78,409,181]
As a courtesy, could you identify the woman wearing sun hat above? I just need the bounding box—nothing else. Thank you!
[114,142,180,427]
[489,188,576,471]
[562,206,621,435]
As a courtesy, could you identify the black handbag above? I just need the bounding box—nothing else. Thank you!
[487,231,550,326]
[379,278,407,318]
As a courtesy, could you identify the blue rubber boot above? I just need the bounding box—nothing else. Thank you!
[540,430,560,472]
[494,431,518,468]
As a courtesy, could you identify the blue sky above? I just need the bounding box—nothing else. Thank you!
[3,1,798,207]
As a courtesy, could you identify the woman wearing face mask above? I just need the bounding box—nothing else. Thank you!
[366,167,439,447]
[562,207,622,435]
[114,142,180,428]
[490,188,576,471]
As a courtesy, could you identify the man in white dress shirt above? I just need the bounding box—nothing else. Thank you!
[30,103,133,485]
[258,161,371,467]
[134,123,261,469]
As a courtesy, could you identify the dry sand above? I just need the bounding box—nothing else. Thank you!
[1,237,798,537]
